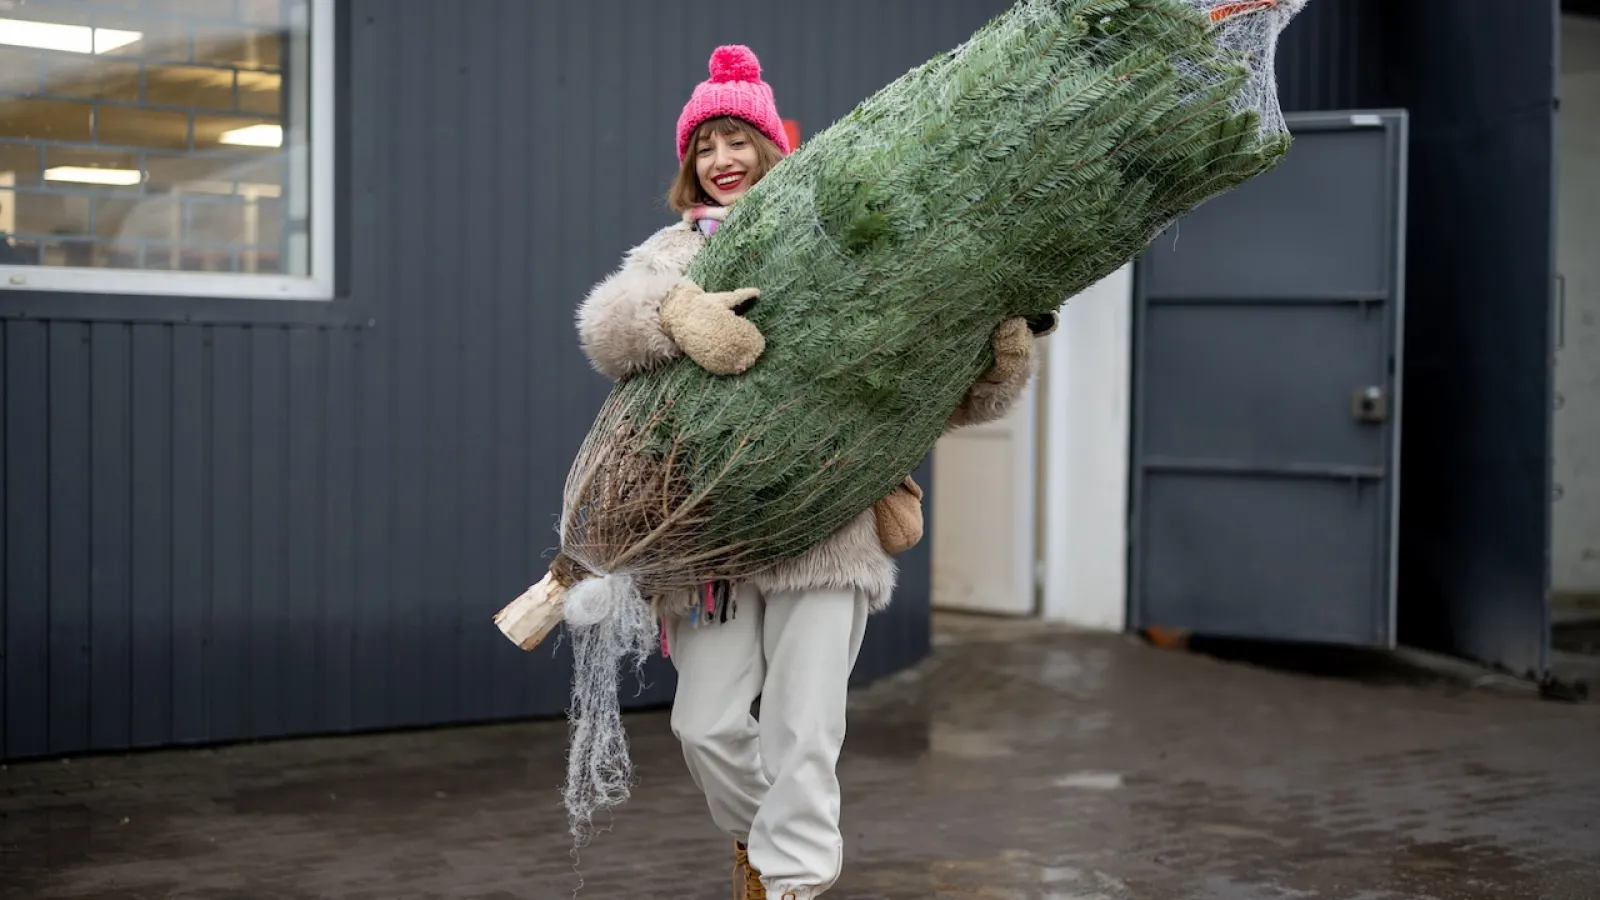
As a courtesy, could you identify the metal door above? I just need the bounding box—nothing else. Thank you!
[1129,110,1408,646]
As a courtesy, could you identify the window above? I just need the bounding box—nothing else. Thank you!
[0,0,334,300]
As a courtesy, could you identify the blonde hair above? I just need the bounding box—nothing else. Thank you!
[667,116,786,213]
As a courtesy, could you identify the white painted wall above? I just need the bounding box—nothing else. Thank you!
[1039,264,1133,631]
[1554,14,1600,595]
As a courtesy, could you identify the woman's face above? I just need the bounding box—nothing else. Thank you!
[695,129,761,206]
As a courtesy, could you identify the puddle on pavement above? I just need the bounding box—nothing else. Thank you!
[1052,771,1125,791]
[844,848,1135,900]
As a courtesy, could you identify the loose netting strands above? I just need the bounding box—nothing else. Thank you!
[550,0,1308,847]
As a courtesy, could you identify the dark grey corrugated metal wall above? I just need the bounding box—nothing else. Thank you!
[1274,0,1389,112]
[0,0,1016,761]
[1381,0,1557,678]
[2,312,382,760]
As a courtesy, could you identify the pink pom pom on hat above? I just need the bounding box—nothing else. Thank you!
[676,45,793,161]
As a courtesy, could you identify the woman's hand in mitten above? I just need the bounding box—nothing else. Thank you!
[873,475,925,555]
[944,315,1049,432]
[659,279,765,376]
[982,316,1035,386]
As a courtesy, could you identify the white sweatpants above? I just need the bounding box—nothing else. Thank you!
[665,582,870,897]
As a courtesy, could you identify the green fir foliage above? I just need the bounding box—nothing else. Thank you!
[566,0,1294,585]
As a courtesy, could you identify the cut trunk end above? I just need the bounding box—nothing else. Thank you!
[493,571,567,650]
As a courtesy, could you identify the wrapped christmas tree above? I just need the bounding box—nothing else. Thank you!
[551,0,1304,599]
[496,0,1308,841]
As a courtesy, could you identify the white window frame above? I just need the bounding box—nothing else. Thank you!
[0,0,337,302]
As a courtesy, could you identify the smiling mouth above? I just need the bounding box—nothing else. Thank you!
[713,172,745,191]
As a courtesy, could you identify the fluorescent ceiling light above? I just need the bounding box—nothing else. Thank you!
[0,17,142,54]
[185,180,282,199]
[45,166,143,186]
[219,124,283,148]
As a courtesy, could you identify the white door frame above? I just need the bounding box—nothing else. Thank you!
[1012,375,1040,615]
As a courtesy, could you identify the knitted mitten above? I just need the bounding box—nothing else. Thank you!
[982,316,1035,387]
[660,279,765,376]
[872,475,924,554]
[944,317,1035,432]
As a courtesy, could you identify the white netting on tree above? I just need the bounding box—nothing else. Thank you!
[1181,0,1305,135]
[551,0,1310,847]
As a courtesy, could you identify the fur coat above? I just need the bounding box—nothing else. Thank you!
[575,206,1039,613]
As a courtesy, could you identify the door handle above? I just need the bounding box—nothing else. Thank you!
[1351,386,1387,424]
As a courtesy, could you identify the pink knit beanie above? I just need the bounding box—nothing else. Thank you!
[676,45,793,162]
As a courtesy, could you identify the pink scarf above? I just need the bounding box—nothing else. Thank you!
[688,203,729,236]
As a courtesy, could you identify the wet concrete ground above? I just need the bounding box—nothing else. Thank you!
[3,615,1598,900]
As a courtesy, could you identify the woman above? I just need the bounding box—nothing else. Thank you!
[574,45,1048,900]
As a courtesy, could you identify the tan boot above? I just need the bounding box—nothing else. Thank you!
[733,841,766,900]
